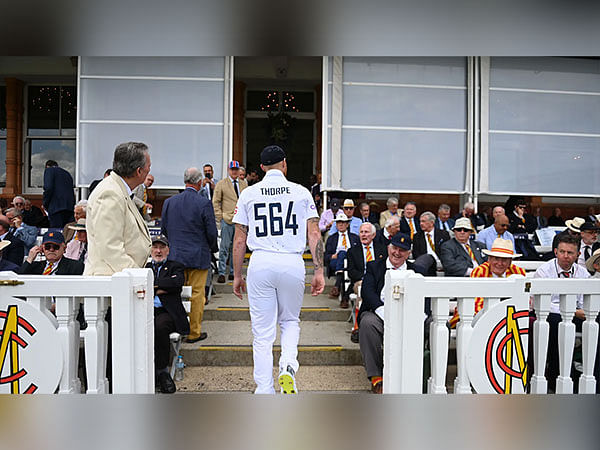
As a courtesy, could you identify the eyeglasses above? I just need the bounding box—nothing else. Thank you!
[454,228,472,233]
[43,243,61,251]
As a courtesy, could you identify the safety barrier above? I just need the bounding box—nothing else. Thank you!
[0,268,154,394]
[382,271,600,394]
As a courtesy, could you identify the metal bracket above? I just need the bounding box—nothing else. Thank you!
[525,282,531,293]
[392,285,401,300]
[134,285,146,299]
[0,280,24,286]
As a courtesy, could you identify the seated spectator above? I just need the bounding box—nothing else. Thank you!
[533,207,548,229]
[508,200,536,235]
[440,217,487,277]
[548,207,566,226]
[491,206,505,223]
[412,211,450,276]
[374,216,400,249]
[132,173,155,221]
[577,221,600,266]
[327,199,362,236]
[63,200,87,242]
[11,196,26,214]
[400,202,421,239]
[551,217,584,251]
[379,197,401,229]
[22,198,48,228]
[145,235,189,394]
[475,214,514,252]
[587,206,597,225]
[586,248,600,277]
[6,208,38,255]
[453,201,486,231]
[64,219,88,264]
[319,198,341,235]
[0,215,25,266]
[20,231,84,276]
[357,202,379,228]
[435,204,454,232]
[449,238,525,328]
[357,233,428,393]
[533,233,599,393]
[368,201,381,226]
[324,212,360,303]
[0,240,19,272]
[480,206,493,227]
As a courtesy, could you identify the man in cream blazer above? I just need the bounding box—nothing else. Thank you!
[85,142,152,276]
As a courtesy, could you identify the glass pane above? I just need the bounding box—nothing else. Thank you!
[0,139,6,185]
[80,57,225,78]
[29,139,75,188]
[282,91,314,112]
[60,86,77,136]
[246,90,279,112]
[28,86,60,136]
[0,86,6,136]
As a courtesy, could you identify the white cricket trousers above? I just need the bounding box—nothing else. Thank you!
[247,250,305,394]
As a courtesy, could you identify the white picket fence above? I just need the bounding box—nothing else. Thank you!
[383,270,600,394]
[0,268,154,394]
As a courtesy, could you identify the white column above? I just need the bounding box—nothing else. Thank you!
[579,294,600,394]
[556,294,576,394]
[428,297,449,394]
[530,294,551,394]
[83,296,109,394]
[454,297,475,394]
[55,296,80,394]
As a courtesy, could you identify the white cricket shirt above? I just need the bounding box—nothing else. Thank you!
[233,169,318,254]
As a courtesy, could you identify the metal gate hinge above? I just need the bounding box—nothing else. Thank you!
[0,280,24,286]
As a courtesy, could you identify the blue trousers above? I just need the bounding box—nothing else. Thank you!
[218,220,235,276]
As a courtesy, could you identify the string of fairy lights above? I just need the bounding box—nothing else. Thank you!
[260,91,300,112]
[29,86,76,117]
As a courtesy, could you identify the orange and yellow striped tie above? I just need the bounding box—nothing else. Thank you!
[426,233,435,252]
[42,262,54,275]
[497,232,502,238]
[365,245,373,262]
[466,244,476,262]
[408,220,415,239]
[342,233,347,249]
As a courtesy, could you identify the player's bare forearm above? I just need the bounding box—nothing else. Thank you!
[233,224,248,278]
[307,218,325,273]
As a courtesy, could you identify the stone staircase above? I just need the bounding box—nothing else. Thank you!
[177,256,371,393]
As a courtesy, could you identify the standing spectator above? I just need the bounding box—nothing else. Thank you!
[0,240,19,272]
[0,215,25,266]
[64,219,88,265]
[5,208,38,255]
[548,207,566,226]
[439,217,487,277]
[475,214,515,252]
[310,173,322,211]
[85,141,152,276]
[22,198,48,228]
[435,204,455,232]
[213,160,247,283]
[201,164,218,200]
[453,201,486,231]
[246,168,260,186]
[400,202,421,239]
[21,231,84,276]
[132,173,155,221]
[238,166,247,181]
[63,200,87,243]
[379,197,401,229]
[533,207,548,229]
[42,160,75,228]
[412,211,451,276]
[318,198,341,235]
[587,206,597,224]
[161,167,218,343]
[89,169,113,195]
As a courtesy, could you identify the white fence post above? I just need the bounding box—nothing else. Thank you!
[55,296,80,394]
[579,294,599,394]
[530,294,551,394]
[556,294,576,394]
[454,297,475,394]
[428,297,449,394]
[83,296,109,394]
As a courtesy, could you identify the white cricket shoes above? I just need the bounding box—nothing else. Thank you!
[278,365,298,394]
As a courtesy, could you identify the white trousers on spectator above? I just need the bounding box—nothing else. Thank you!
[247,251,305,394]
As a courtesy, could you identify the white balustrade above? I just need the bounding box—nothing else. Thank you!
[0,268,154,394]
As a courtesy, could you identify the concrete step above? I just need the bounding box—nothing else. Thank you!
[181,320,361,366]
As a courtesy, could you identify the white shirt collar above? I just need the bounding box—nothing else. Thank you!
[386,257,406,271]
[116,174,133,197]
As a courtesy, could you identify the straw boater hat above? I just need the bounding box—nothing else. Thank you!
[0,240,11,252]
[452,217,475,231]
[334,212,352,222]
[67,218,86,231]
[586,248,600,273]
[343,199,355,208]
[565,217,585,233]
[482,238,522,259]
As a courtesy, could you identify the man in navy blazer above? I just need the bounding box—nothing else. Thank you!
[43,160,75,228]
[324,212,360,303]
[435,204,455,232]
[161,167,218,343]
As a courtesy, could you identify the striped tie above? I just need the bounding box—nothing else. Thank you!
[42,262,54,275]
[497,233,502,239]
[562,271,570,278]
[342,233,347,249]
[365,245,373,262]
[408,220,415,239]
[426,233,435,252]
[466,244,477,262]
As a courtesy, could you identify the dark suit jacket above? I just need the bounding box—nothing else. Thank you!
[434,217,455,232]
[0,258,20,272]
[400,217,421,235]
[43,166,75,214]
[324,231,360,277]
[439,238,487,277]
[412,229,451,260]
[358,258,425,322]
[534,215,548,229]
[508,212,537,235]
[452,212,486,230]
[4,233,25,267]
[161,187,218,270]
[347,240,387,284]
[146,259,189,335]
[20,256,84,275]
[374,229,391,249]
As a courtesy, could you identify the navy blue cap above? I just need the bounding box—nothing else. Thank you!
[42,230,65,245]
[580,221,600,232]
[389,233,411,250]
[152,234,169,246]
[260,145,286,165]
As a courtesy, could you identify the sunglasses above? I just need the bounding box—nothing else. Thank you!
[43,243,61,251]
[498,224,509,228]
[14,202,24,206]
[454,228,472,233]
[517,205,527,209]
[343,207,354,210]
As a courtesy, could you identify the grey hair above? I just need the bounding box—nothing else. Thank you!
[184,167,203,185]
[438,203,451,212]
[360,222,377,234]
[385,216,400,228]
[112,142,148,178]
[463,201,475,210]
[492,206,505,215]
[386,197,399,207]
[12,195,25,204]
[420,211,436,222]
[5,208,22,218]
[75,199,88,211]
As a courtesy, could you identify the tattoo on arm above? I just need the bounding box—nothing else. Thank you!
[308,217,319,225]
[313,240,324,270]
[235,224,248,236]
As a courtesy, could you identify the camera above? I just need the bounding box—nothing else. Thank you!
[204,172,212,179]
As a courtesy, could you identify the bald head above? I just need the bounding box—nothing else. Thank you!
[493,214,510,234]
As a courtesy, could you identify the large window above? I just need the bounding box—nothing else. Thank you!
[26,86,76,188]
[0,86,6,186]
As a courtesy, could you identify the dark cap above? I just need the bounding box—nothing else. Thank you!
[389,233,411,250]
[260,145,286,165]
[42,231,65,245]
[152,234,169,246]
[580,221,600,232]
[330,198,341,208]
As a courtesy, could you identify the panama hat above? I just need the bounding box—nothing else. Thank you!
[482,238,522,259]
[334,212,352,222]
[565,217,585,233]
[452,217,474,232]
[586,248,600,273]
[67,218,86,231]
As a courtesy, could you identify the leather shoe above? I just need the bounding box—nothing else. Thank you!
[340,298,349,309]
[185,332,208,343]
[350,329,359,343]
[329,286,340,298]
[228,274,234,281]
[158,372,176,394]
[217,274,226,283]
